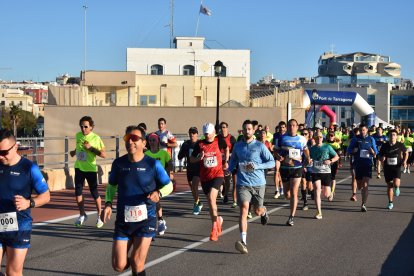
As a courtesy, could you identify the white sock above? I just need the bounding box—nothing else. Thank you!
[241,232,247,244]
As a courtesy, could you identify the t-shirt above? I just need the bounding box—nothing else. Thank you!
[145,150,171,169]
[192,138,227,182]
[155,129,176,156]
[108,155,170,224]
[277,134,308,168]
[347,135,378,166]
[177,140,200,173]
[0,157,49,235]
[310,144,337,173]
[74,131,105,172]
[379,142,406,167]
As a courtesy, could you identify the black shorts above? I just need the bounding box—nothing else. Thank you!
[74,168,98,197]
[312,173,332,186]
[384,165,402,183]
[201,177,224,195]
[186,169,200,182]
[280,167,303,183]
[355,164,373,180]
[302,169,312,182]
[330,162,338,180]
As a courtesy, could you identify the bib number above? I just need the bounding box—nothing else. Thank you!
[203,156,218,168]
[124,205,148,222]
[288,149,301,160]
[313,160,327,169]
[0,212,19,232]
[239,162,254,173]
[360,149,370,158]
[76,151,87,161]
[387,157,398,166]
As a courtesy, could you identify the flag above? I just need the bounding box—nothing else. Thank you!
[199,4,212,16]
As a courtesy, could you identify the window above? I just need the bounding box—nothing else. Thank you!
[151,64,164,75]
[149,95,156,104]
[367,95,375,106]
[215,65,227,77]
[140,96,148,106]
[140,95,157,106]
[341,107,346,119]
[332,107,336,113]
[391,109,414,120]
[1,101,4,106]
[391,95,414,106]
[20,101,23,105]
[183,65,195,76]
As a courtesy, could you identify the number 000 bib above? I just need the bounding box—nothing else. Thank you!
[0,212,19,232]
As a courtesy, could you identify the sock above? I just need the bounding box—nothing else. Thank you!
[301,189,307,202]
[241,232,247,244]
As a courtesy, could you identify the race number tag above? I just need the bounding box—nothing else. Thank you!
[76,151,87,161]
[124,205,148,223]
[313,160,326,169]
[0,212,19,232]
[387,157,398,166]
[188,148,193,157]
[239,162,254,173]
[360,149,370,158]
[203,156,218,168]
[288,149,301,160]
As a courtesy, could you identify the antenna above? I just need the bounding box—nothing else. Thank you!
[330,43,335,54]
[170,0,174,48]
[83,5,88,73]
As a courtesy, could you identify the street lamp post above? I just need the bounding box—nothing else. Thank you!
[312,89,318,129]
[214,60,223,132]
[159,84,167,106]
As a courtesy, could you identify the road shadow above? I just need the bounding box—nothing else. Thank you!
[380,214,414,275]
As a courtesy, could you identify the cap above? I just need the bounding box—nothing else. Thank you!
[202,123,215,134]
[148,132,159,142]
[189,127,198,133]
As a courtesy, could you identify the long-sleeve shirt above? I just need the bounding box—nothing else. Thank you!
[228,139,275,187]
[347,134,378,166]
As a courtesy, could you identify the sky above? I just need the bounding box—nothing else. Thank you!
[1,0,413,83]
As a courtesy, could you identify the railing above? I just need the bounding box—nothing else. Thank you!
[17,135,189,172]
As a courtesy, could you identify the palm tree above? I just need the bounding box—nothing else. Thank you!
[9,103,21,137]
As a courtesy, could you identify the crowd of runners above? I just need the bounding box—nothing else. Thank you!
[1,116,413,275]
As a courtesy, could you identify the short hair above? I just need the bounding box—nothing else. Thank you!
[137,122,147,131]
[0,129,15,143]
[219,121,228,128]
[125,125,146,137]
[278,121,286,127]
[242,119,253,127]
[251,120,259,126]
[388,129,398,136]
[288,119,298,125]
[79,116,94,127]
[359,124,368,129]
[158,118,166,124]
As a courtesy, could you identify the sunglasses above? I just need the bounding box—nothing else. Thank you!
[302,133,309,135]
[80,125,89,129]
[123,134,144,142]
[0,143,16,156]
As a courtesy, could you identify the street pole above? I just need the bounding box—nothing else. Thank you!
[215,76,220,132]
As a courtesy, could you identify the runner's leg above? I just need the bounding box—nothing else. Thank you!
[5,247,28,276]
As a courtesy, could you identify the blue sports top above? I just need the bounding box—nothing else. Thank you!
[0,157,49,231]
[108,155,171,223]
[228,139,275,187]
[347,134,378,166]
[278,134,308,168]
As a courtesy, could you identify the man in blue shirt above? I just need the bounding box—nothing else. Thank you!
[347,124,378,212]
[102,125,173,275]
[0,129,50,276]
[229,120,275,254]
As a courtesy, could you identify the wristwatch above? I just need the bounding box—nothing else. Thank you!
[29,198,36,208]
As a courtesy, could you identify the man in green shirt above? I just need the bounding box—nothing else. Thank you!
[70,116,106,228]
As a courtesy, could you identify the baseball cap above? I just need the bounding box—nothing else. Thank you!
[189,127,198,134]
[202,123,215,134]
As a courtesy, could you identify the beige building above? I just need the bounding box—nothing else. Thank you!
[0,88,39,116]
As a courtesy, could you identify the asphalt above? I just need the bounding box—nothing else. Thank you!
[3,165,414,276]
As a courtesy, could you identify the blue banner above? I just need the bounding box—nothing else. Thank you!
[305,90,357,106]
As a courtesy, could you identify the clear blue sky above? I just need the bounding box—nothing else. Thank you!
[1,0,413,83]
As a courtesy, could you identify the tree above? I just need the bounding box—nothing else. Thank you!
[9,103,21,136]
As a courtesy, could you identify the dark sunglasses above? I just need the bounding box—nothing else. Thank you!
[329,134,335,137]
[302,132,309,135]
[80,125,89,129]
[0,143,16,156]
[123,134,144,142]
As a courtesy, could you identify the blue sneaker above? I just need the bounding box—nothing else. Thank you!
[157,219,167,235]
[394,187,400,197]
[193,202,203,215]
[387,202,394,210]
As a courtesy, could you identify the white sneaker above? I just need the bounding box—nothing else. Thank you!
[75,215,87,227]
[158,219,167,235]
[274,191,280,199]
[403,168,407,173]
[96,217,104,228]
[408,168,411,174]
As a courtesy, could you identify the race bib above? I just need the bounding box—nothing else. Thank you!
[124,204,148,223]
[407,147,413,153]
[76,151,87,161]
[239,162,254,173]
[0,212,19,232]
[203,156,218,168]
[360,149,370,158]
[288,149,301,160]
[387,157,398,166]
[313,160,327,169]
[188,148,193,157]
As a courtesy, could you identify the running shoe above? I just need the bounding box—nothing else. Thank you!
[403,168,407,174]
[302,203,309,211]
[286,216,294,226]
[328,192,334,202]
[408,168,411,174]
[193,202,203,215]
[158,219,167,235]
[210,225,219,241]
[223,195,229,204]
[261,209,269,226]
[274,191,280,199]
[314,212,323,219]
[394,187,400,197]
[74,215,87,227]
[96,217,104,228]
[361,205,367,212]
[377,173,381,179]
[350,194,357,201]
[235,240,248,254]
[217,216,223,235]
[387,202,394,210]
[232,202,238,208]
[218,190,224,199]
[247,212,253,219]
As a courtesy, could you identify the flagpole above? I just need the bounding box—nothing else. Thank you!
[195,0,203,36]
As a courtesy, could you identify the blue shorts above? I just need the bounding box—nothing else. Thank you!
[0,230,31,249]
[113,216,157,241]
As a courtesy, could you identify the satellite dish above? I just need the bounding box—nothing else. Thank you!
[200,62,210,72]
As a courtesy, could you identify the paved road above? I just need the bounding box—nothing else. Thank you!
[4,166,414,275]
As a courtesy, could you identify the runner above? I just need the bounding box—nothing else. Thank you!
[309,132,339,219]
[217,122,235,205]
[275,119,310,226]
[272,121,287,199]
[379,129,408,209]
[178,126,203,215]
[101,125,173,275]
[300,129,314,210]
[402,129,413,174]
[347,124,378,212]
[372,127,387,178]
[348,127,360,201]
[342,128,350,161]
[145,133,173,235]
[69,116,106,228]
[0,129,50,276]
[155,118,177,156]
[325,130,342,201]
[190,123,227,241]
[229,120,275,254]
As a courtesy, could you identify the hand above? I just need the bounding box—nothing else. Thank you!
[83,141,91,150]
[245,162,255,171]
[14,195,30,211]
[69,150,76,157]
[369,148,375,155]
[323,159,331,165]
[147,191,161,203]
[353,148,358,154]
[197,152,205,161]
[223,161,229,171]
[101,205,112,223]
